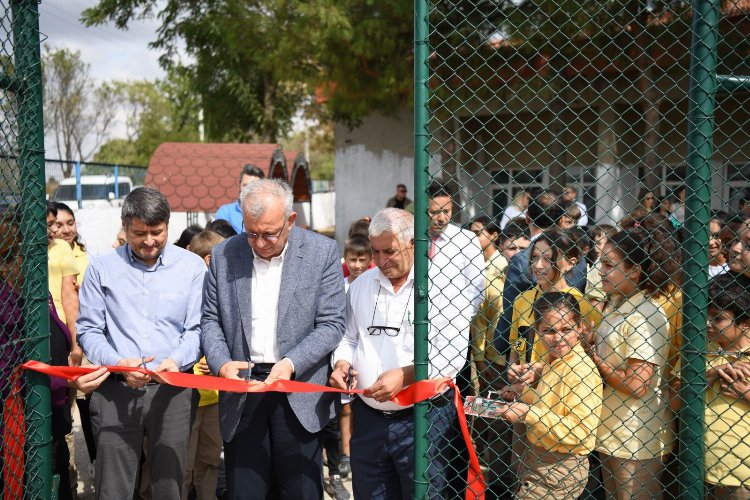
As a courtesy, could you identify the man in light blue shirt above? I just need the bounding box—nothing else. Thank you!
[78,187,206,499]
[214,164,265,233]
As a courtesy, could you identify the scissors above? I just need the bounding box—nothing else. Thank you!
[347,365,353,393]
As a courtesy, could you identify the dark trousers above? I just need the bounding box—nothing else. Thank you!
[323,416,342,477]
[224,391,323,500]
[76,395,97,462]
[350,393,460,500]
[89,378,196,499]
[350,398,414,500]
[52,404,73,500]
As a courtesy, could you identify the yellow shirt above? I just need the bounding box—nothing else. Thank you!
[71,242,89,284]
[193,357,219,407]
[652,289,683,375]
[594,292,675,459]
[704,350,750,487]
[521,342,603,455]
[509,286,602,364]
[48,239,78,324]
[470,251,508,365]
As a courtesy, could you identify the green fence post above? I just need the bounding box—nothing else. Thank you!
[413,0,431,497]
[680,0,720,498]
[12,0,52,498]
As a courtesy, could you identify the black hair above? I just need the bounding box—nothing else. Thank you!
[527,190,563,230]
[46,202,57,218]
[50,201,86,251]
[240,164,265,183]
[708,272,750,324]
[427,181,454,201]
[121,187,170,228]
[174,224,204,249]
[206,219,239,238]
[606,228,682,297]
[397,184,407,190]
[566,226,590,250]
[348,218,371,239]
[472,215,492,227]
[532,291,583,326]
[344,235,372,257]
[500,218,530,245]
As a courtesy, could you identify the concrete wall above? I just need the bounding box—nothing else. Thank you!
[334,110,414,247]
[294,192,336,231]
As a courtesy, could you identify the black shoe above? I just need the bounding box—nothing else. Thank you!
[324,475,350,500]
[339,455,351,479]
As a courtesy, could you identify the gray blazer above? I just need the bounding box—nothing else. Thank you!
[201,226,346,441]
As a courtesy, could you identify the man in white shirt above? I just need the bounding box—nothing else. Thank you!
[331,199,483,498]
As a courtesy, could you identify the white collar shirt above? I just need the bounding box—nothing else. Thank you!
[249,245,288,363]
[333,267,415,410]
[427,223,485,380]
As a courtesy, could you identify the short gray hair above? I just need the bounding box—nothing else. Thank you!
[369,208,414,243]
[121,187,170,227]
[240,179,293,218]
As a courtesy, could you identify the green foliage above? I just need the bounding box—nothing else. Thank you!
[93,72,200,166]
[281,120,334,180]
[82,0,414,136]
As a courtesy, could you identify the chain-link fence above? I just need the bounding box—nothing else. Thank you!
[1,0,51,498]
[414,0,750,498]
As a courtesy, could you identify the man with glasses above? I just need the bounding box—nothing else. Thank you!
[330,206,482,499]
[201,179,346,499]
[386,183,412,210]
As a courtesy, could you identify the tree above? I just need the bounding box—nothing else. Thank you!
[82,1,414,138]
[42,46,117,176]
[93,72,200,166]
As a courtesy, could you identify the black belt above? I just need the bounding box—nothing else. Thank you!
[251,363,275,375]
[111,373,159,386]
[359,388,453,420]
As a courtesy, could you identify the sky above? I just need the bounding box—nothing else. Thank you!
[38,0,165,83]
[38,0,174,157]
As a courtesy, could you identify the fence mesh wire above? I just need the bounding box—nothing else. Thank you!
[417,0,750,498]
[1,1,50,498]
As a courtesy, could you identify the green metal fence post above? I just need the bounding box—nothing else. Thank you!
[680,0,720,497]
[413,0,431,497]
[12,0,52,497]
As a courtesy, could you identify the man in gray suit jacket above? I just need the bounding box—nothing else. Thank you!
[201,179,346,499]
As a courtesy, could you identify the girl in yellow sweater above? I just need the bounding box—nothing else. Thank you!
[498,291,603,499]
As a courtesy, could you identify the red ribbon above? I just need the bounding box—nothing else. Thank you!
[23,361,485,499]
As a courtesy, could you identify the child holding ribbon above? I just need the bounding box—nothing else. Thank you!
[496,291,603,499]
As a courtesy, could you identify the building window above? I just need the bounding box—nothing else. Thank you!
[490,168,544,217]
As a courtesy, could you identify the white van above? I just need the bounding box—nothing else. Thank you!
[52,175,134,208]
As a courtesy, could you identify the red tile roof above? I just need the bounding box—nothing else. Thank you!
[145,142,303,212]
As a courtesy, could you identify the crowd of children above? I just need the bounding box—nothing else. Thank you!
[463,198,750,499]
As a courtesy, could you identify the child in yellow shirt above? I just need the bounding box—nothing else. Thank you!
[497,291,603,499]
[704,273,750,498]
[507,229,601,374]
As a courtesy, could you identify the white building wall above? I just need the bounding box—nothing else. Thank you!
[334,110,414,247]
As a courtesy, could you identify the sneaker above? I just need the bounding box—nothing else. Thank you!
[324,475,350,500]
[339,455,351,479]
